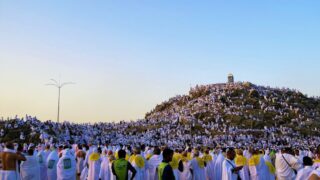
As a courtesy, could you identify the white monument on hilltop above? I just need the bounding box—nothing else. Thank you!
[228,73,234,83]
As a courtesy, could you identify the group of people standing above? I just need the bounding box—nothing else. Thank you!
[1,141,320,180]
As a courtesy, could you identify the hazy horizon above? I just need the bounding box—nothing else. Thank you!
[1,1,319,123]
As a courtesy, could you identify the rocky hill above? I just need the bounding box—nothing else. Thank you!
[145,82,320,136]
[1,81,320,145]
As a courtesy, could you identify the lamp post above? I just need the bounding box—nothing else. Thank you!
[46,79,75,123]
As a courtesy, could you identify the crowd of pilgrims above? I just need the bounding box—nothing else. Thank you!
[1,142,320,180]
[0,82,319,179]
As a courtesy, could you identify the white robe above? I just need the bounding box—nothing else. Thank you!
[147,155,162,180]
[222,159,239,180]
[88,155,102,180]
[249,156,270,180]
[46,150,59,180]
[57,149,77,180]
[308,168,320,179]
[20,155,40,180]
[179,161,192,180]
[0,148,20,180]
[190,158,206,180]
[77,150,85,174]
[205,159,215,180]
[37,150,48,180]
[275,153,302,180]
[0,170,18,180]
[131,155,147,180]
[295,166,314,180]
[213,153,225,180]
[99,156,111,180]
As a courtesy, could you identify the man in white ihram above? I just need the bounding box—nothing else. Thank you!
[222,147,243,180]
[275,147,302,180]
[57,147,76,180]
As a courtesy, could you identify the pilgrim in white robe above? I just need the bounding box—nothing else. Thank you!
[77,150,85,175]
[87,151,102,180]
[295,166,314,180]
[249,155,271,180]
[213,152,225,180]
[0,148,21,180]
[179,160,192,180]
[147,154,162,180]
[20,155,40,180]
[205,159,215,180]
[275,153,302,180]
[190,158,206,180]
[57,149,76,180]
[222,159,239,180]
[131,155,147,180]
[37,150,48,180]
[99,156,111,180]
[46,149,59,180]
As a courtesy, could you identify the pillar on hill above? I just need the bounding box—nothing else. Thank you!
[228,73,234,83]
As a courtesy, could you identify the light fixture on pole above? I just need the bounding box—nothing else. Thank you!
[46,79,75,123]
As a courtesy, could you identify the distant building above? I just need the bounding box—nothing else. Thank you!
[228,74,234,83]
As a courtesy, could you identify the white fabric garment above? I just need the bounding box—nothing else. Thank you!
[99,156,111,180]
[275,153,302,180]
[179,161,192,180]
[46,149,59,180]
[20,155,40,180]
[37,150,48,180]
[80,166,88,180]
[147,154,162,180]
[239,164,250,180]
[249,155,270,180]
[1,148,20,180]
[131,155,147,180]
[0,170,18,180]
[205,159,215,180]
[76,150,85,174]
[222,159,238,180]
[307,168,320,179]
[190,158,206,180]
[57,149,76,180]
[213,152,225,180]
[295,166,314,180]
[87,153,102,180]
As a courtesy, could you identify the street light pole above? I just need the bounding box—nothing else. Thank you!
[46,79,75,123]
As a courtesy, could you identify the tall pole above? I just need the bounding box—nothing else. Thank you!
[46,79,75,123]
[57,87,61,123]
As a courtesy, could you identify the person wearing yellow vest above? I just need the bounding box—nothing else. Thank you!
[130,147,147,180]
[112,149,136,180]
[170,149,184,180]
[190,150,206,180]
[180,151,192,180]
[234,149,249,180]
[158,148,175,180]
[202,148,214,180]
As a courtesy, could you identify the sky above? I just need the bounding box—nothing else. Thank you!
[0,0,319,123]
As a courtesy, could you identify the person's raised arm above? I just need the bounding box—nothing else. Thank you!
[128,162,136,180]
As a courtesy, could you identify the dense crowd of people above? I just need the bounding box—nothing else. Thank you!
[0,82,319,179]
[1,142,320,180]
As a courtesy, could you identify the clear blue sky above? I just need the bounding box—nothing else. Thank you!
[0,0,319,122]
